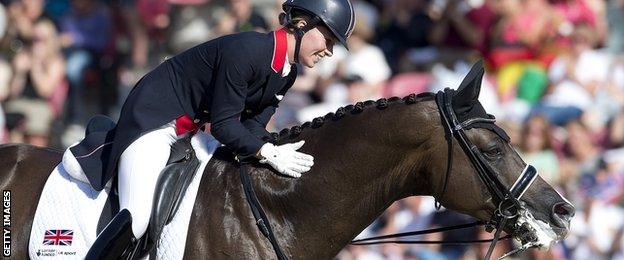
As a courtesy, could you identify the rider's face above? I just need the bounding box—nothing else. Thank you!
[298,26,335,68]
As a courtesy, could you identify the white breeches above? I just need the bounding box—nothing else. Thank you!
[118,121,177,238]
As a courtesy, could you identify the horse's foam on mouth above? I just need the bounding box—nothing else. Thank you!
[513,209,559,250]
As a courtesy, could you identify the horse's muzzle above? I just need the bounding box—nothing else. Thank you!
[551,202,574,231]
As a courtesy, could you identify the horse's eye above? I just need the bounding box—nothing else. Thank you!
[483,147,503,159]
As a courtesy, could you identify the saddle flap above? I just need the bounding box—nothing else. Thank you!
[138,134,202,256]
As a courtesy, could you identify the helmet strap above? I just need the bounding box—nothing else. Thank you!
[284,10,321,64]
[293,29,305,64]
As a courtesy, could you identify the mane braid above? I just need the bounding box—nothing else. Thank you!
[269,92,436,142]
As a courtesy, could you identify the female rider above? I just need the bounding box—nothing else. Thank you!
[83,0,355,258]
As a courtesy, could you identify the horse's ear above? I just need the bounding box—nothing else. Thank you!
[453,60,484,113]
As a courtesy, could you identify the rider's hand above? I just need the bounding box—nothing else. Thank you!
[257,141,314,178]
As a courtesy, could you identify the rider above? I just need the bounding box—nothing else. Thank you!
[85,0,355,258]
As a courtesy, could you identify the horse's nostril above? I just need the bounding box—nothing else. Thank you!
[552,202,575,221]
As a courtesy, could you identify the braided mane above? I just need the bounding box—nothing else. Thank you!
[266,92,436,143]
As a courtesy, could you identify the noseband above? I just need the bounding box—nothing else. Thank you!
[435,88,538,258]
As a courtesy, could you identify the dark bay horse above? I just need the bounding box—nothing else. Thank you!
[1,62,573,259]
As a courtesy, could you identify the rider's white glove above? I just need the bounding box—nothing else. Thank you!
[258,141,314,178]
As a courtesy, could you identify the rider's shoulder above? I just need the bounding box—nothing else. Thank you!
[215,31,275,66]
[218,31,273,51]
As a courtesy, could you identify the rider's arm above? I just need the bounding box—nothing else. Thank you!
[241,104,276,141]
[209,48,265,162]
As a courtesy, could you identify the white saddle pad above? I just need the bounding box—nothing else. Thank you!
[29,131,220,259]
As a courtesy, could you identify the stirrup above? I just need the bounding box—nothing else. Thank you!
[86,209,137,260]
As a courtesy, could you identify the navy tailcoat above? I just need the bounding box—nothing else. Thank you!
[71,29,297,191]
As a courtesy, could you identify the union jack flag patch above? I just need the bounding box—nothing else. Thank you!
[43,229,73,246]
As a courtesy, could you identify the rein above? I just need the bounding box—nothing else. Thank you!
[351,221,511,246]
[239,89,538,260]
[240,164,289,260]
[350,89,539,260]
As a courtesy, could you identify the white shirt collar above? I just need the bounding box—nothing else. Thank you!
[282,55,291,77]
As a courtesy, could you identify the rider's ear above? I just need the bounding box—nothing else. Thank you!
[453,60,484,111]
[294,20,307,29]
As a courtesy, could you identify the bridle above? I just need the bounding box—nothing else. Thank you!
[433,88,539,259]
[436,88,538,212]
[353,89,541,259]
[241,89,541,260]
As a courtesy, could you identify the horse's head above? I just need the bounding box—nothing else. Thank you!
[426,61,574,251]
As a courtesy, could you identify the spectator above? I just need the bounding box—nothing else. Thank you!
[297,74,381,123]
[109,0,157,130]
[113,0,168,86]
[0,2,9,142]
[376,0,434,73]
[550,0,608,47]
[7,0,45,42]
[351,0,378,30]
[0,1,7,40]
[429,210,476,259]
[338,245,384,260]
[59,0,111,126]
[489,0,555,68]
[519,115,561,184]
[295,9,391,123]
[607,108,624,148]
[220,0,269,34]
[536,24,607,126]
[167,2,222,53]
[4,19,65,146]
[319,9,390,103]
[428,0,492,65]
[568,193,624,259]
[44,0,71,23]
[130,0,169,65]
[472,227,511,259]
[605,0,624,54]
[341,15,391,88]
[562,120,602,182]
[0,56,10,142]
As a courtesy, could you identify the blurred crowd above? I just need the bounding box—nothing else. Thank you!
[0,0,623,259]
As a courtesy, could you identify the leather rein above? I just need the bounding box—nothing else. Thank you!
[239,89,539,260]
[351,88,537,259]
[351,89,539,259]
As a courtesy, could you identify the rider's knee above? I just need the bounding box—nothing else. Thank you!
[125,207,150,239]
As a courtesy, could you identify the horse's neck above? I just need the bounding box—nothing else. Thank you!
[256,101,436,258]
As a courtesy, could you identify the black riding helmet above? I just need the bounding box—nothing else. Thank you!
[282,0,355,63]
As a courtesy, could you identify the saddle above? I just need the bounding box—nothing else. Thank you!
[84,116,202,258]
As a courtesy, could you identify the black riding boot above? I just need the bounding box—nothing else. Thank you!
[85,209,137,260]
